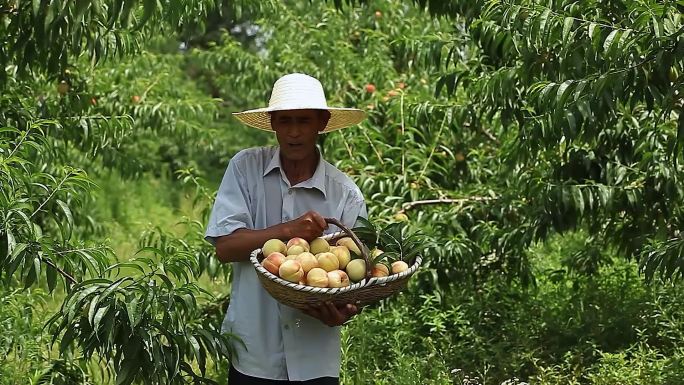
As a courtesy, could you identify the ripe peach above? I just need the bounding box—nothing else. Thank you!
[287,237,310,252]
[388,90,399,97]
[295,252,319,273]
[262,252,286,276]
[306,268,329,288]
[372,263,389,278]
[316,252,340,272]
[336,237,361,256]
[330,246,351,269]
[310,237,330,254]
[345,259,367,282]
[132,95,141,103]
[262,239,287,258]
[397,81,406,89]
[365,83,376,93]
[391,261,409,274]
[279,260,304,283]
[327,270,350,288]
[287,245,306,256]
[374,10,382,18]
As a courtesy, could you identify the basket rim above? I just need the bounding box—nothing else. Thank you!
[249,231,423,294]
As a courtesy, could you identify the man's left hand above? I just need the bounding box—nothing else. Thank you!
[303,302,359,327]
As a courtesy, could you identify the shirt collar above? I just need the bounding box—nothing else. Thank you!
[263,147,327,198]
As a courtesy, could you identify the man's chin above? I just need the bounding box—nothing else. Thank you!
[281,148,315,161]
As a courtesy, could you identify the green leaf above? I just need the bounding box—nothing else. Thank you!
[46,262,58,293]
[94,305,110,333]
[126,297,143,327]
[562,17,574,44]
[55,199,73,239]
[116,358,138,385]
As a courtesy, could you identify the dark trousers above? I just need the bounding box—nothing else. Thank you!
[229,365,339,385]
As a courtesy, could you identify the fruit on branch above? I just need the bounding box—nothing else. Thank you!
[365,83,376,93]
[57,81,70,95]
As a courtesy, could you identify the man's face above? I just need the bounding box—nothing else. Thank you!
[271,109,329,161]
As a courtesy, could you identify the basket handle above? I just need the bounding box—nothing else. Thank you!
[325,217,372,280]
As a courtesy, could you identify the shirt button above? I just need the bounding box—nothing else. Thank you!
[284,324,290,330]
[288,189,293,195]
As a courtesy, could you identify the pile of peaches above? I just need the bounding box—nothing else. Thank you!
[260,236,409,288]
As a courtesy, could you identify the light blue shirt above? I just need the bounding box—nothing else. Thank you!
[205,146,367,381]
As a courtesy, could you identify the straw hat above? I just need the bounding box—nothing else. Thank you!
[232,73,366,133]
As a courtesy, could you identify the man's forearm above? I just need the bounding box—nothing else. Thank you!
[215,225,290,263]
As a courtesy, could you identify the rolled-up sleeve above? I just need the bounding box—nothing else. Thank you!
[205,153,254,245]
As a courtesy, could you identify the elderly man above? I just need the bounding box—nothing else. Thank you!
[204,73,367,384]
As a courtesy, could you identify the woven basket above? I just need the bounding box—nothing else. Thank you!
[250,217,422,311]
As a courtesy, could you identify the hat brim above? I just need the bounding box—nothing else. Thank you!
[232,106,366,133]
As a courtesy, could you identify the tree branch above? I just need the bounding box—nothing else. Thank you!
[401,196,496,212]
[41,256,78,285]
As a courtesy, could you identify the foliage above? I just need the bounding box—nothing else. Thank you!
[2,0,684,383]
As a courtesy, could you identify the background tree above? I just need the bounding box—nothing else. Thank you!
[2,0,683,384]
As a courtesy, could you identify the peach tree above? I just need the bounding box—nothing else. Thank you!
[0,1,273,383]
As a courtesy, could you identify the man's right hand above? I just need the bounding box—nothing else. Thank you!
[285,210,328,240]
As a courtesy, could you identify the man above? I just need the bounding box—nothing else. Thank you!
[204,73,368,384]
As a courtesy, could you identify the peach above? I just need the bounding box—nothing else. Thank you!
[372,263,389,278]
[330,246,351,269]
[287,237,310,252]
[262,239,287,258]
[279,260,304,283]
[336,237,361,256]
[306,268,329,288]
[327,270,350,288]
[287,245,306,256]
[345,259,367,282]
[371,248,384,258]
[295,252,319,273]
[316,252,340,272]
[309,237,330,254]
[391,261,409,274]
[262,252,286,276]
